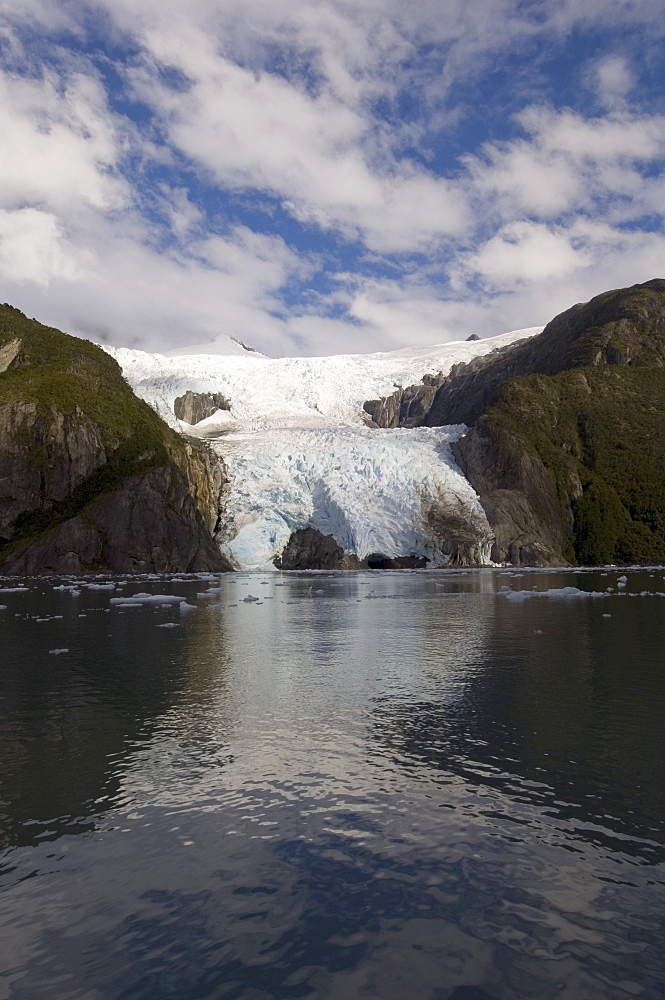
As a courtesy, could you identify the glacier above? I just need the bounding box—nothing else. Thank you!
[107,327,541,570]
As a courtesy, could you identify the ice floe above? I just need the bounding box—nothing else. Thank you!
[504,587,607,601]
[110,593,189,604]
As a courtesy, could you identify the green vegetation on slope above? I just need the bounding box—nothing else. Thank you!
[484,359,665,564]
[0,303,187,548]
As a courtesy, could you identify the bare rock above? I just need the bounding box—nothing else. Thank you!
[274,527,360,570]
[0,465,231,574]
[0,400,108,540]
[452,420,569,566]
[174,391,229,425]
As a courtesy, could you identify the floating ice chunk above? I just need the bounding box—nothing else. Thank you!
[602,614,612,618]
[242,595,260,603]
[617,575,628,587]
[505,587,606,601]
[86,583,116,590]
[179,601,196,611]
[111,593,188,604]
[0,605,6,610]
[157,622,180,627]
[49,648,69,655]
[0,586,28,592]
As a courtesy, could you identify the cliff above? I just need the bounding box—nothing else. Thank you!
[0,305,230,574]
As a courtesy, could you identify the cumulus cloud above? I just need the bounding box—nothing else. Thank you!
[0,208,90,285]
[466,106,665,222]
[467,222,587,287]
[592,55,635,109]
[0,69,128,214]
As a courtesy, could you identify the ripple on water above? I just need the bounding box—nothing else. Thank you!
[0,569,664,999]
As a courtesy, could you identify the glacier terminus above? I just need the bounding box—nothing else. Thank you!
[107,328,540,570]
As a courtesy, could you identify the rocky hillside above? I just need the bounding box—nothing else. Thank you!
[0,305,230,574]
[365,279,665,566]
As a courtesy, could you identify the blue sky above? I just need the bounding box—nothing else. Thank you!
[1,0,664,356]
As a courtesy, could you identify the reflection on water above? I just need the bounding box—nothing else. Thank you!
[0,568,664,999]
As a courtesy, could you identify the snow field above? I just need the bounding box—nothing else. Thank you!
[107,328,540,432]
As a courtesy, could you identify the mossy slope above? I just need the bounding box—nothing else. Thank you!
[428,280,665,565]
[0,304,226,572]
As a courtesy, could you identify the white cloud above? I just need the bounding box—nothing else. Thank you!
[0,69,128,214]
[466,106,665,222]
[467,221,588,287]
[124,24,469,253]
[592,55,634,109]
[0,208,90,285]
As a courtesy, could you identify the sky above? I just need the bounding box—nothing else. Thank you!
[1,0,664,357]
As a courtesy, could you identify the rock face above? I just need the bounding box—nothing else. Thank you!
[363,280,665,566]
[0,304,230,574]
[174,390,229,425]
[363,377,444,428]
[0,465,225,574]
[0,399,108,542]
[274,527,361,570]
[452,419,571,565]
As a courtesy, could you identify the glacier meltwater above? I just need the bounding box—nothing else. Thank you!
[107,328,540,570]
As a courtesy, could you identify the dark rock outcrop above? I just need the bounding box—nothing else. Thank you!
[365,553,429,569]
[0,304,229,574]
[174,390,229,425]
[0,464,228,574]
[452,419,572,565]
[363,375,445,428]
[0,399,108,541]
[274,527,361,570]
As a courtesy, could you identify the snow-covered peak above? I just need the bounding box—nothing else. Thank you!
[163,333,268,359]
[107,326,541,432]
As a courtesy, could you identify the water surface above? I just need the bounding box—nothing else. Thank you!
[1,568,664,999]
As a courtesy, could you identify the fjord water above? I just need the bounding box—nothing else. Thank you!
[1,570,664,1000]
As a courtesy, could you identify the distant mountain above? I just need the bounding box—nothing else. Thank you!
[366,279,665,566]
[0,305,228,574]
